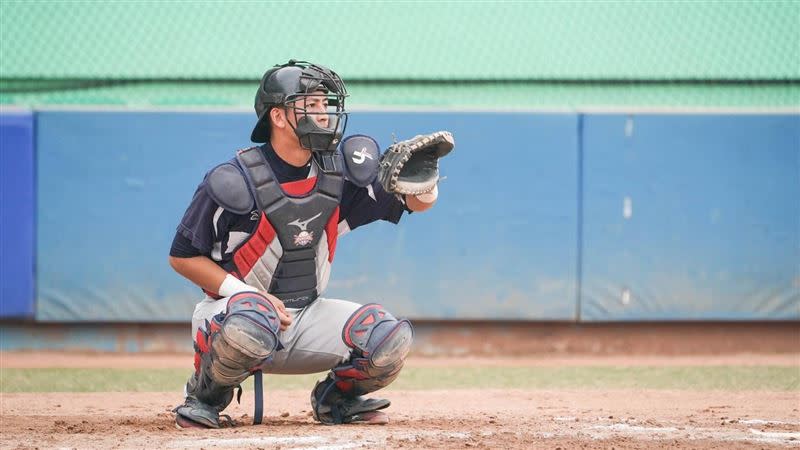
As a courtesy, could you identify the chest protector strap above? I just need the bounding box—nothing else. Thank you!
[232,147,343,308]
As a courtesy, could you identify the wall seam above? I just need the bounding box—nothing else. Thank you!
[575,114,585,322]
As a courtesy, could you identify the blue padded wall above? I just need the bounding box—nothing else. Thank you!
[35,111,579,321]
[580,114,800,320]
[334,113,579,319]
[0,110,36,318]
[35,111,255,321]
[29,110,800,322]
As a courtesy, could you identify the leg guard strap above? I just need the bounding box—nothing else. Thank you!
[253,370,264,425]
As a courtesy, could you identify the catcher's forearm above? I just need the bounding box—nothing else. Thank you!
[168,255,231,294]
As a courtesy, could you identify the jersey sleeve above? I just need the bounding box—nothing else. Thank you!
[171,180,218,257]
[339,177,406,232]
[169,232,203,258]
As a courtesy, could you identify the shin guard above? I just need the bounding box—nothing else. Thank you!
[311,304,413,424]
[176,292,281,428]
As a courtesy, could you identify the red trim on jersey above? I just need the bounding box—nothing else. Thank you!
[234,212,276,278]
[325,206,340,262]
[280,176,317,196]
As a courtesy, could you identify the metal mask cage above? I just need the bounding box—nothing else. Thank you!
[284,93,347,131]
[282,64,349,156]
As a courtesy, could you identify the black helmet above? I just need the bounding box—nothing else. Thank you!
[250,60,348,159]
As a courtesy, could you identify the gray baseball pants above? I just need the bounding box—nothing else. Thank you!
[192,295,361,374]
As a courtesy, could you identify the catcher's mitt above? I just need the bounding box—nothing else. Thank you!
[378,131,454,195]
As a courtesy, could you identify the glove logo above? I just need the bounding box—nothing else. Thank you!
[287,212,322,246]
[352,147,374,165]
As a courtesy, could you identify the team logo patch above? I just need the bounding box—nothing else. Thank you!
[293,230,314,246]
[352,147,374,165]
[288,212,322,247]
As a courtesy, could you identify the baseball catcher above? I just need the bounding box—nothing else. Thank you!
[169,59,454,428]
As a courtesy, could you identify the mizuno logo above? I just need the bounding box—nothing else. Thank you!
[352,147,374,165]
[287,212,322,231]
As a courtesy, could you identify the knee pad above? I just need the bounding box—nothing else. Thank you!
[333,303,413,395]
[343,303,414,368]
[201,292,282,386]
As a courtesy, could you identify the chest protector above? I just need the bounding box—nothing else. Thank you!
[219,147,343,308]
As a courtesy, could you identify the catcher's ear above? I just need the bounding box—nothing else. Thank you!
[269,107,287,130]
[340,135,380,187]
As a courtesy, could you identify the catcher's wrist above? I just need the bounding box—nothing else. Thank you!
[413,185,438,203]
[218,274,258,297]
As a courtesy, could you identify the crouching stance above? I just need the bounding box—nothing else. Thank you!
[312,303,413,424]
[168,59,451,428]
[174,292,282,428]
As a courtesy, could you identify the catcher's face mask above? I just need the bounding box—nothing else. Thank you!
[251,60,348,172]
[284,84,348,156]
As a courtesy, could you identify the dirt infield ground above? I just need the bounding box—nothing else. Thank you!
[1,323,798,449]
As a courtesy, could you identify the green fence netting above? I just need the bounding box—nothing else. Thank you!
[1,1,798,108]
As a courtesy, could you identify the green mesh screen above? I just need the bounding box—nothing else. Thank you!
[2,82,798,109]
[1,1,798,108]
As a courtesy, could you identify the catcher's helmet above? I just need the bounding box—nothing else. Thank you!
[250,60,348,159]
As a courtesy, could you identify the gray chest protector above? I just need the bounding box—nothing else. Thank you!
[223,147,343,308]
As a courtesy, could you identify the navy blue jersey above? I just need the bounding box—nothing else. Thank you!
[171,144,406,261]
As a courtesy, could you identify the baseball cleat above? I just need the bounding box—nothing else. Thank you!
[175,414,212,429]
[348,410,389,425]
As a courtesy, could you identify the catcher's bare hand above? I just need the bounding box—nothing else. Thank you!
[261,292,292,331]
[378,131,454,195]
